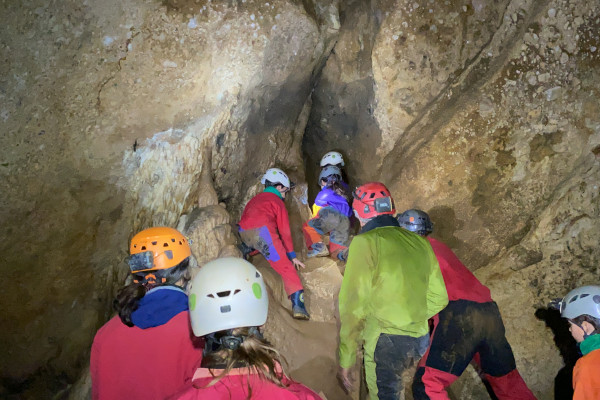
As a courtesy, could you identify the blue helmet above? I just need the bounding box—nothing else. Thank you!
[397,209,433,236]
[318,165,342,185]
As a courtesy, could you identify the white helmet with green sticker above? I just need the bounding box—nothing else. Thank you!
[261,167,291,188]
[188,257,268,337]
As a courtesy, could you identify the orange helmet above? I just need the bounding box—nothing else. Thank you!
[352,182,395,219]
[128,227,191,273]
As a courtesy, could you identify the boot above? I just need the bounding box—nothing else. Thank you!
[307,242,329,258]
[337,248,349,262]
[290,290,310,320]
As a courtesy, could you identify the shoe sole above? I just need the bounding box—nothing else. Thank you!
[293,313,310,320]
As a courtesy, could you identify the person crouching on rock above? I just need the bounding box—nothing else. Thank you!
[91,227,204,400]
[302,165,352,262]
[238,167,309,320]
[169,257,323,400]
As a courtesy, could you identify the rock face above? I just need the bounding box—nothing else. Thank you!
[1,0,600,398]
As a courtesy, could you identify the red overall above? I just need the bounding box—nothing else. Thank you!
[412,238,536,400]
[169,366,324,399]
[91,312,204,400]
[239,191,303,295]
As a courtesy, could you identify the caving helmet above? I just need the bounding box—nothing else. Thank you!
[188,257,268,337]
[318,165,342,185]
[397,209,434,236]
[560,285,600,320]
[128,227,192,273]
[261,168,292,189]
[320,151,345,167]
[352,182,395,220]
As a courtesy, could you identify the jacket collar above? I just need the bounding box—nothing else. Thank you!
[360,214,400,234]
[263,186,283,200]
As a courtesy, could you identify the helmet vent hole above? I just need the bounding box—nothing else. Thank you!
[369,192,376,199]
[380,191,386,196]
[593,295,600,304]
[163,243,169,247]
[141,246,146,250]
[152,241,157,245]
[179,241,182,245]
[580,294,589,298]
[569,296,578,303]
[217,290,231,298]
[255,272,261,278]
[234,289,241,295]
[164,250,173,259]
[207,294,215,298]
[171,238,175,242]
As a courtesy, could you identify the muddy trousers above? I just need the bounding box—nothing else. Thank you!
[302,207,350,259]
[238,226,303,296]
[361,317,429,400]
[412,300,537,400]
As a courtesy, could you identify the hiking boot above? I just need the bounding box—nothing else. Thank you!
[307,242,329,258]
[290,290,310,320]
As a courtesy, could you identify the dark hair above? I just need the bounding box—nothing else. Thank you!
[113,258,191,326]
[198,327,288,398]
[571,314,600,333]
[322,176,351,202]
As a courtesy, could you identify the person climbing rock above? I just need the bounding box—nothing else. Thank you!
[238,167,310,320]
[397,209,537,400]
[169,257,324,400]
[90,227,203,400]
[302,165,352,261]
[337,183,448,400]
[554,285,600,400]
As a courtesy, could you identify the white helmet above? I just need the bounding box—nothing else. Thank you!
[560,285,600,320]
[320,151,345,167]
[261,168,291,188]
[188,257,268,337]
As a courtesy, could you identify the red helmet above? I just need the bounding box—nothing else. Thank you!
[352,182,396,219]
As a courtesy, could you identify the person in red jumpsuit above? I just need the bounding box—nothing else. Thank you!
[397,209,537,400]
[91,227,203,400]
[238,167,309,320]
[169,257,323,400]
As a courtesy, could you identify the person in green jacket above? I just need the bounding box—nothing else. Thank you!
[337,182,449,400]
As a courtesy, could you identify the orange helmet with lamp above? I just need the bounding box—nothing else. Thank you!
[128,227,191,273]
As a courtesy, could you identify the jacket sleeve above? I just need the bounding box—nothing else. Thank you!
[338,235,375,368]
[572,357,599,400]
[425,244,449,317]
[275,199,295,255]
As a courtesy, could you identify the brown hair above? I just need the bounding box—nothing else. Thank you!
[113,258,191,326]
[196,327,288,398]
[571,314,600,333]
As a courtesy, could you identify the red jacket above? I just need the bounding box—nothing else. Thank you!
[239,191,294,253]
[91,312,203,400]
[427,237,493,303]
[169,366,323,400]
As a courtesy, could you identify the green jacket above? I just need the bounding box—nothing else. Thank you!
[338,215,449,368]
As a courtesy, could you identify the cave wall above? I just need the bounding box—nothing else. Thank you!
[0,0,338,396]
[304,0,600,398]
[2,0,600,398]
